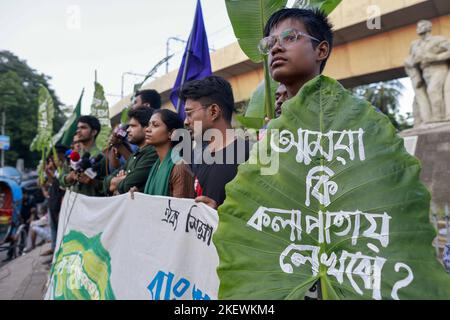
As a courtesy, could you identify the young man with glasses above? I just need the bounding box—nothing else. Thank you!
[258,8,334,300]
[260,8,333,103]
[180,76,251,210]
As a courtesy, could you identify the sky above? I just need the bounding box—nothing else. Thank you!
[0,0,413,117]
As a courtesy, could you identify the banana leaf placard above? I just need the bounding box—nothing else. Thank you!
[30,85,55,183]
[30,85,54,153]
[214,76,450,300]
[90,81,111,151]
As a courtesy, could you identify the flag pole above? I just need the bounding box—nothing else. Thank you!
[176,0,199,113]
[176,32,193,113]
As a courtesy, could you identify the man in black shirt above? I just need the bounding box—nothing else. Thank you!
[42,144,68,256]
[179,76,251,209]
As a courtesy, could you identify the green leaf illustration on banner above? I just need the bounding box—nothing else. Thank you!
[214,75,450,300]
[90,81,111,151]
[50,231,115,300]
[30,85,54,152]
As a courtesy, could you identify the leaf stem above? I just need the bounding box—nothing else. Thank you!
[263,55,274,119]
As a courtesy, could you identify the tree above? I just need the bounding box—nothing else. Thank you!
[350,80,413,131]
[0,50,66,168]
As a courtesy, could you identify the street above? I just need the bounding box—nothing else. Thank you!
[0,243,51,300]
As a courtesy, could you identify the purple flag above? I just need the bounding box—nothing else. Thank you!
[170,0,212,120]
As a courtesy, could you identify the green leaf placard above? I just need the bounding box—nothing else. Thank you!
[214,76,450,300]
[225,0,288,63]
[90,81,111,151]
[120,107,130,125]
[30,85,54,152]
[307,0,342,14]
[237,77,279,128]
[293,0,342,15]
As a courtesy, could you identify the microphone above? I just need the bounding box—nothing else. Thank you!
[84,153,103,179]
[69,151,81,171]
[65,149,73,159]
[78,152,92,172]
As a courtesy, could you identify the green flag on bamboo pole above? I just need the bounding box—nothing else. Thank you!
[56,89,84,148]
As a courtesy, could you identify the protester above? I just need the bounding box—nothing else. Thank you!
[132,89,162,110]
[104,107,158,195]
[179,76,251,209]
[59,115,106,196]
[260,83,289,140]
[41,144,67,256]
[261,8,333,99]
[23,204,51,253]
[138,109,194,198]
[106,89,163,172]
[274,83,288,118]
[260,7,334,300]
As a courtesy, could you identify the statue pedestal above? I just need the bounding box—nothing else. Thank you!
[400,121,450,213]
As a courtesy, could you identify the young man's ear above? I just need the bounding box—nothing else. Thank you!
[316,41,330,64]
[92,129,99,139]
[209,104,222,121]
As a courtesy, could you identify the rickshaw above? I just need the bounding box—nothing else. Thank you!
[0,177,26,260]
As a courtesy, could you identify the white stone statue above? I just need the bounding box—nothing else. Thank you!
[405,20,450,126]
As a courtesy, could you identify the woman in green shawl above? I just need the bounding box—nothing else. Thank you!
[142,109,195,198]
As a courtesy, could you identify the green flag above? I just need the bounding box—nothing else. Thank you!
[57,89,84,148]
[90,81,111,151]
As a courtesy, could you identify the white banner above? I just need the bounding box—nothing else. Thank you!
[44,191,220,300]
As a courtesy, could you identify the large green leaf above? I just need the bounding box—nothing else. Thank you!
[225,0,288,63]
[237,77,279,128]
[246,78,279,119]
[214,75,450,300]
[90,81,111,151]
[30,85,54,152]
[293,0,342,14]
[226,0,287,119]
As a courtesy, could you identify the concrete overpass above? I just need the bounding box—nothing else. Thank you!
[110,0,450,122]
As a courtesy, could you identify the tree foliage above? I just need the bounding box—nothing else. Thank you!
[0,50,66,168]
[350,80,413,131]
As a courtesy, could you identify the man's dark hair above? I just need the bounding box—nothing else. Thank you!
[77,115,101,138]
[55,143,69,154]
[264,8,334,73]
[135,89,161,109]
[127,107,154,127]
[178,76,235,123]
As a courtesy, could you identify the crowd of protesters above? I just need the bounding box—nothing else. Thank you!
[5,7,332,269]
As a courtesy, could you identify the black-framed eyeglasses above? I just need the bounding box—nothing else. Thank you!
[184,105,209,119]
[258,28,321,55]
